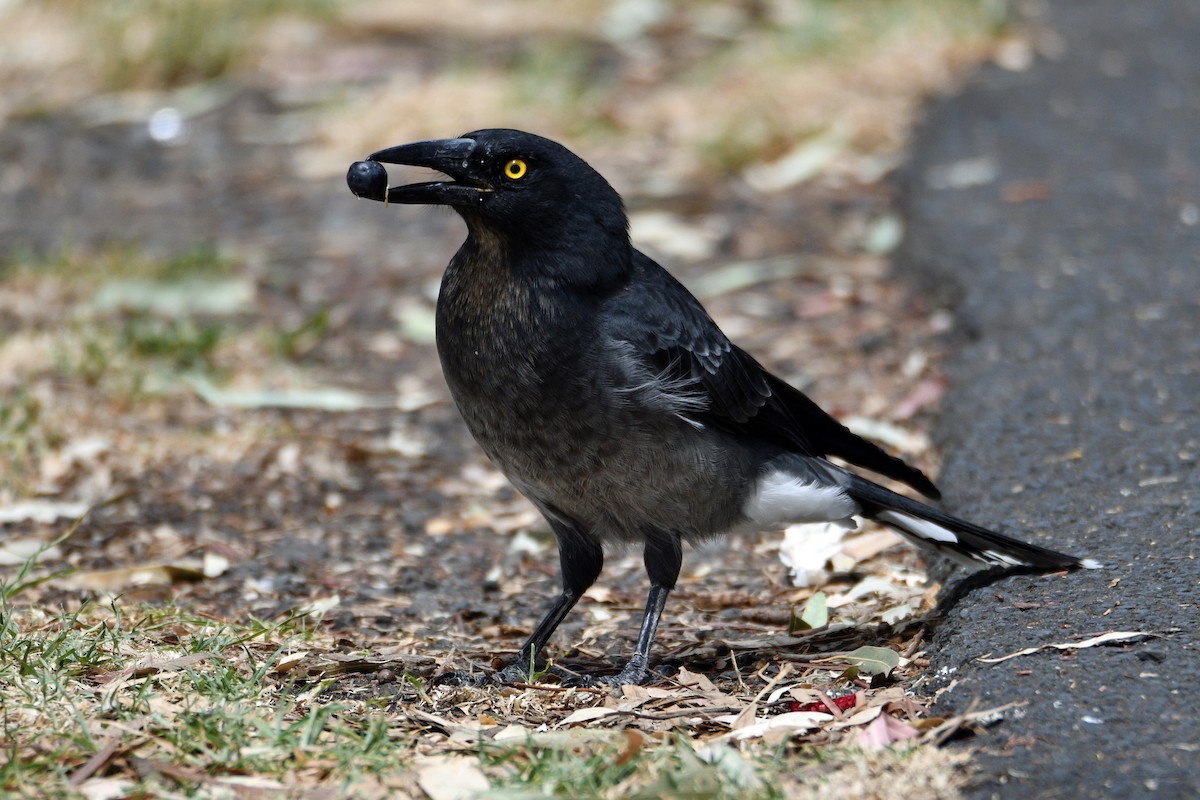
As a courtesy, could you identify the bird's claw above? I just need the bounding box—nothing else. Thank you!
[557,660,652,689]
[431,669,492,688]
[433,660,540,688]
[435,658,656,690]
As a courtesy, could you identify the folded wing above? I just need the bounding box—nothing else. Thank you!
[605,251,941,499]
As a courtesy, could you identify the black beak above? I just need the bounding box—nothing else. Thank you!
[347,138,491,207]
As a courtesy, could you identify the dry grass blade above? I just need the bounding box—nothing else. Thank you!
[921,701,1027,746]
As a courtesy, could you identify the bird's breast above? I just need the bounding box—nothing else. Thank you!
[435,255,600,459]
[432,249,751,539]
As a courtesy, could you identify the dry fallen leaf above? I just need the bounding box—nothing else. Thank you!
[273,652,310,675]
[857,712,919,749]
[840,646,901,677]
[840,529,903,563]
[716,711,831,742]
[793,591,829,631]
[0,500,88,524]
[831,705,883,730]
[674,667,722,695]
[64,564,207,591]
[743,126,850,192]
[921,702,1025,746]
[558,706,618,727]
[0,537,63,566]
[977,631,1159,664]
[613,730,645,767]
[76,777,135,800]
[492,724,532,742]
[186,375,393,411]
[415,755,491,800]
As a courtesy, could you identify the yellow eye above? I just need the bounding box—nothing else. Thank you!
[503,158,527,180]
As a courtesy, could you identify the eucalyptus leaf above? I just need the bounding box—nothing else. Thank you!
[791,591,829,633]
[843,646,900,677]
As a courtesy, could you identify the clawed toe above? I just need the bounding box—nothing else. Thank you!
[557,663,653,689]
[434,656,660,690]
[434,660,542,688]
[432,669,492,687]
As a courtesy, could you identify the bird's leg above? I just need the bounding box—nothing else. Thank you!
[564,531,682,688]
[497,522,604,681]
[438,520,602,686]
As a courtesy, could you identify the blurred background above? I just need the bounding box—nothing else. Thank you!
[0,1,1030,794]
[0,0,1017,502]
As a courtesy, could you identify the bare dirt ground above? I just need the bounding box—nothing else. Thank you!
[0,2,1027,796]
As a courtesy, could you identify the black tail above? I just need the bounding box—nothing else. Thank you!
[842,473,1099,570]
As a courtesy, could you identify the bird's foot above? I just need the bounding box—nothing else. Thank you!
[432,669,491,687]
[435,656,663,690]
[433,659,540,688]
[557,657,653,689]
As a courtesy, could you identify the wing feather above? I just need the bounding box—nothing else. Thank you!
[605,250,941,499]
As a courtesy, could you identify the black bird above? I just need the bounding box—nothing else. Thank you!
[347,129,1096,686]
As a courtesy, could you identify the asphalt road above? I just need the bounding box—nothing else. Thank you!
[898,1,1200,796]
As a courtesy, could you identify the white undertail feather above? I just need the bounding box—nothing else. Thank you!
[874,509,1000,568]
[874,509,957,543]
[743,471,859,530]
[874,508,1102,569]
[739,461,1099,570]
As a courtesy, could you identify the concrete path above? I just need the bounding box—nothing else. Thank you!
[899,2,1200,796]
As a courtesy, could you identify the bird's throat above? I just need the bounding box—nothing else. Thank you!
[438,231,534,333]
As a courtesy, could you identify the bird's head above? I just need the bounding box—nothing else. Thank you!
[349,129,632,288]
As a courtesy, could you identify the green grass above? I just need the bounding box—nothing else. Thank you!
[0,387,41,471]
[761,0,1009,59]
[7,245,238,387]
[2,244,234,285]
[119,315,225,371]
[0,243,344,500]
[690,0,1012,171]
[38,0,339,90]
[0,246,244,494]
[47,315,226,393]
[0,579,419,798]
[479,733,783,799]
[0,572,946,800]
[274,307,331,361]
